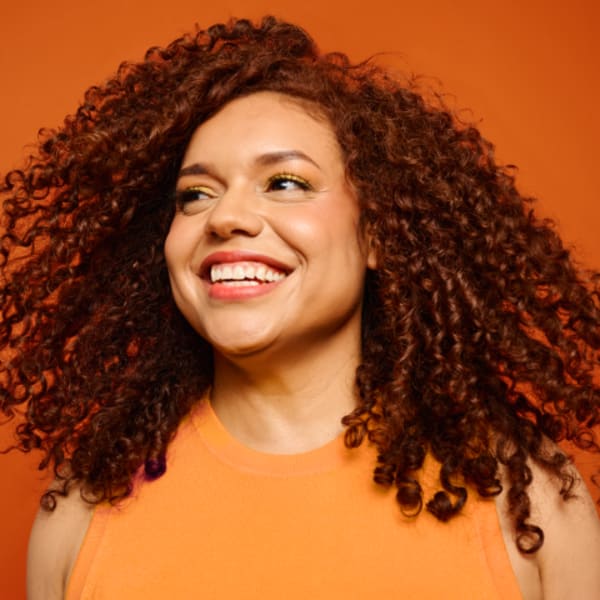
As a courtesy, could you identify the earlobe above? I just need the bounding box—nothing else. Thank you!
[357,217,378,270]
[364,232,378,270]
[367,248,378,270]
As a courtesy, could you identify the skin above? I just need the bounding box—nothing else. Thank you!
[26,92,600,599]
[27,489,93,600]
[165,92,377,452]
[497,462,600,600]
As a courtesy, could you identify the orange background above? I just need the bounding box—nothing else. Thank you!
[1,0,599,597]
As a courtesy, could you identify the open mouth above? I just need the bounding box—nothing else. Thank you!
[207,261,288,287]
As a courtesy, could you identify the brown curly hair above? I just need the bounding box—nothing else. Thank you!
[1,16,599,554]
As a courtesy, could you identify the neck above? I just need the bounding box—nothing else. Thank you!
[210,333,361,454]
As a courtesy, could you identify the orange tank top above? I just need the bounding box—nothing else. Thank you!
[66,399,523,599]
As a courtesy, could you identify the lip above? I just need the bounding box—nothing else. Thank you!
[198,250,293,280]
[207,279,284,301]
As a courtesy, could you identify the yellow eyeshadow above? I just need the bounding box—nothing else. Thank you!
[267,173,310,186]
[184,185,213,193]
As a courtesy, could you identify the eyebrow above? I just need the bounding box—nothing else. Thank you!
[178,163,211,178]
[255,150,320,169]
[177,150,321,179]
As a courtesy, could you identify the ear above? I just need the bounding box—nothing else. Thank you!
[366,242,378,270]
[363,226,378,270]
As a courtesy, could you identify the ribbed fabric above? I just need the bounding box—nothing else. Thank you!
[67,399,523,599]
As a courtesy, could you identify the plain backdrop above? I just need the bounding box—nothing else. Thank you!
[1,0,599,597]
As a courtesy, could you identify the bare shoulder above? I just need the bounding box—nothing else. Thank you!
[27,484,95,600]
[497,460,600,600]
[529,461,600,600]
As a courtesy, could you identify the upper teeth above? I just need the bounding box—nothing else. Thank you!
[210,262,286,283]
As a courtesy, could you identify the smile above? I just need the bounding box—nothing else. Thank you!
[199,251,292,300]
[210,262,286,285]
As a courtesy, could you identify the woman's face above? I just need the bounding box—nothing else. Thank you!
[164,91,376,360]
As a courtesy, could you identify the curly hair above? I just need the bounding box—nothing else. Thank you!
[1,16,599,554]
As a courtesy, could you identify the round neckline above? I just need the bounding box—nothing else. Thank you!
[190,398,355,476]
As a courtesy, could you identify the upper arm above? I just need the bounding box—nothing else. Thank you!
[530,464,600,600]
[27,487,94,600]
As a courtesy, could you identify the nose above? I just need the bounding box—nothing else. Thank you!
[204,186,263,240]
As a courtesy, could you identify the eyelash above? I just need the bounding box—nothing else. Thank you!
[174,186,214,207]
[174,173,313,208]
[265,173,312,192]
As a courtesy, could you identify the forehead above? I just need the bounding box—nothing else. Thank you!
[182,91,342,165]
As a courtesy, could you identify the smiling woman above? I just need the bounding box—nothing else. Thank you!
[166,92,373,366]
[1,16,599,600]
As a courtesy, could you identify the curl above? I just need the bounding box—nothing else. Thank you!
[1,16,599,555]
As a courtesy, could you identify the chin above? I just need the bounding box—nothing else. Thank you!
[206,329,279,360]
[213,343,277,364]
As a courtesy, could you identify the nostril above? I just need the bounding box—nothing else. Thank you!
[204,212,263,240]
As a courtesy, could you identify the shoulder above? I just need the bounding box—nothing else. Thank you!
[497,460,600,600]
[27,484,95,600]
[529,461,600,599]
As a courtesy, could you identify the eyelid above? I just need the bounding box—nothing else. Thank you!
[266,172,312,189]
[179,184,214,193]
[173,185,216,208]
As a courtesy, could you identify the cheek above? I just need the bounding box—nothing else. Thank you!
[280,201,362,252]
[164,214,200,267]
[163,227,176,269]
[164,218,197,306]
[281,216,324,246]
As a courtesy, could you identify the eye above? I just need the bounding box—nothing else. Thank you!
[174,186,215,212]
[265,173,312,193]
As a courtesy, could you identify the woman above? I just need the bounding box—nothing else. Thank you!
[2,16,599,599]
